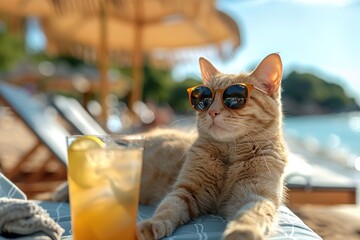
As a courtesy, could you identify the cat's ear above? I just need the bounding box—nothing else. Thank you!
[199,57,221,85]
[250,53,282,96]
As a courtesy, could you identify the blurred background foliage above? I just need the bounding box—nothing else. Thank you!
[282,72,360,116]
[0,32,25,70]
[0,28,359,115]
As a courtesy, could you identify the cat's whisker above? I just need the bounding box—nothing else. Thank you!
[227,119,280,172]
[230,119,284,154]
[241,129,272,173]
[169,116,196,127]
[245,125,285,155]
[237,118,281,122]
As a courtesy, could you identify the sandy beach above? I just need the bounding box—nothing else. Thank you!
[0,107,67,199]
[1,107,360,239]
[294,205,360,240]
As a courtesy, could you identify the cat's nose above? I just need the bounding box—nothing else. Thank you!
[208,110,220,119]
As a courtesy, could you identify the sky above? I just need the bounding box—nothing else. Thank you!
[26,0,360,103]
[173,0,360,103]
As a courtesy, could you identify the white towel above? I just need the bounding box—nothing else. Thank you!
[0,198,64,240]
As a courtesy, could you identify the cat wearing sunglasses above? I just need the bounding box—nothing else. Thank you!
[137,53,288,240]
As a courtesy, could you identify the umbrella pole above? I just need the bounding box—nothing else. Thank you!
[130,0,143,111]
[98,1,109,125]
[130,22,143,110]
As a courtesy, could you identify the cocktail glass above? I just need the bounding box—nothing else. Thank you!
[66,135,144,240]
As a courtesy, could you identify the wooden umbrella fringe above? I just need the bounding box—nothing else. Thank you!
[49,0,130,14]
[61,39,239,69]
[39,0,241,106]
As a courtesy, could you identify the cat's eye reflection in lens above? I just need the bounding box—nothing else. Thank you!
[191,86,213,111]
[223,85,248,109]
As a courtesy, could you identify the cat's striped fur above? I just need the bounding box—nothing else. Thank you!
[137,53,288,240]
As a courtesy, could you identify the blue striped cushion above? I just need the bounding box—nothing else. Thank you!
[0,173,321,239]
[0,173,27,200]
[38,202,321,240]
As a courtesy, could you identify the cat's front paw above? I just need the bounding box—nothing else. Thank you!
[222,225,264,240]
[137,219,173,240]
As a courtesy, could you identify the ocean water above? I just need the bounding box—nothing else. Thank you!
[284,112,360,170]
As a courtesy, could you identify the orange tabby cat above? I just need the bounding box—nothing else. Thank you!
[137,53,288,240]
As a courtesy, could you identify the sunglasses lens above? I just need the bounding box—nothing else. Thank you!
[223,85,248,109]
[190,86,213,111]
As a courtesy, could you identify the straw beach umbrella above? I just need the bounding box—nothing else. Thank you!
[41,0,241,109]
[0,0,241,122]
[0,0,128,122]
[0,1,56,17]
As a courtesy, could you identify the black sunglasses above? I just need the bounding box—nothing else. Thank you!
[187,83,268,111]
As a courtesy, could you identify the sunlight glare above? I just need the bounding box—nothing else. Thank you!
[349,115,360,132]
[354,156,360,172]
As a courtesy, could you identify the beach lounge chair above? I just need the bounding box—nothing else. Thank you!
[50,94,107,135]
[0,81,68,197]
[0,172,322,239]
[285,151,358,207]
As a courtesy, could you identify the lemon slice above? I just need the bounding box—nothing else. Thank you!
[69,136,104,151]
[68,136,105,188]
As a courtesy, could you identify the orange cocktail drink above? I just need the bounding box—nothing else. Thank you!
[66,135,144,240]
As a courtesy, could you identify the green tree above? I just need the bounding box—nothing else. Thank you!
[282,71,359,115]
[142,64,173,104]
[0,31,25,70]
